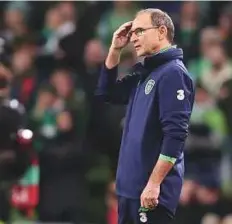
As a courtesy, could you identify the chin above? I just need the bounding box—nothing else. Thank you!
[136,50,146,57]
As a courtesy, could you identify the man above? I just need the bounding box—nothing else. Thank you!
[96,8,195,224]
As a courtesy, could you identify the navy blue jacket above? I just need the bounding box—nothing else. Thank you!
[95,48,195,215]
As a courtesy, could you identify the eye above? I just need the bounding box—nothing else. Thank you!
[135,28,144,36]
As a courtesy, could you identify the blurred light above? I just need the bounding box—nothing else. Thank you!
[9,99,19,109]
[19,129,33,140]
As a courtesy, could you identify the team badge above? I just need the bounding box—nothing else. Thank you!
[145,79,155,95]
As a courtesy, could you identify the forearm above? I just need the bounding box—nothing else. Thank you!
[105,47,122,69]
[96,47,121,93]
[148,157,174,186]
[95,52,136,104]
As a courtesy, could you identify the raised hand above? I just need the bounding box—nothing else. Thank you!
[111,21,133,50]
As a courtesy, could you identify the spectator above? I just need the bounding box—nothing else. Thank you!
[177,82,227,224]
[175,1,202,64]
[28,84,58,141]
[217,3,232,56]
[218,79,232,137]
[50,68,88,138]
[199,44,232,99]
[81,39,107,158]
[40,7,65,56]
[28,83,90,223]
[10,39,38,111]
[183,82,227,199]
[188,26,223,82]
[0,6,29,45]
[217,78,232,195]
[37,109,90,223]
[82,38,106,99]
[39,2,85,73]
[56,1,77,27]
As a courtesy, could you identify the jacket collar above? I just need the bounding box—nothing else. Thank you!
[127,46,184,82]
[143,46,184,70]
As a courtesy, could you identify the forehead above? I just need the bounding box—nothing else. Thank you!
[132,13,152,29]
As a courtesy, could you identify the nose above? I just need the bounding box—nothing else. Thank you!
[130,32,138,44]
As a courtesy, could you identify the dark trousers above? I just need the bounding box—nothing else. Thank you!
[118,196,174,224]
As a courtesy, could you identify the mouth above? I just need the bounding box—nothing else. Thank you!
[134,45,141,51]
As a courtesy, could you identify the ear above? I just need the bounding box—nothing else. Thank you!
[158,25,168,41]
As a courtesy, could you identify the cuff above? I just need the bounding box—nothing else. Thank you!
[159,154,177,164]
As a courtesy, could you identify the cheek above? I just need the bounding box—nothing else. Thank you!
[141,35,153,48]
[139,36,147,48]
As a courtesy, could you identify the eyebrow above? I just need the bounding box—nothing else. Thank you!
[130,27,144,32]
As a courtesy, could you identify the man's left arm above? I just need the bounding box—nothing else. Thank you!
[141,68,195,208]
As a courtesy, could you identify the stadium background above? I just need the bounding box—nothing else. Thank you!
[0,1,232,223]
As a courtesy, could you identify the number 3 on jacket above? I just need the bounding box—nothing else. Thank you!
[177,89,185,100]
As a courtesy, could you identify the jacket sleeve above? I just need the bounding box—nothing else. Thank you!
[95,63,137,105]
[158,67,195,163]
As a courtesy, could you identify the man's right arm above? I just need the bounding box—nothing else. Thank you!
[95,21,137,105]
[105,47,121,69]
[95,47,137,105]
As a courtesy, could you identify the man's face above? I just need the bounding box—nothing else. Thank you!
[12,49,33,74]
[51,72,73,98]
[84,40,105,65]
[38,91,56,108]
[130,13,160,57]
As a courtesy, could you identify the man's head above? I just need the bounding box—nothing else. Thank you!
[37,84,57,109]
[207,44,227,68]
[84,39,106,66]
[200,27,222,57]
[130,9,174,57]
[50,68,74,98]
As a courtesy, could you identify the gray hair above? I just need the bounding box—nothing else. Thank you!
[136,8,175,43]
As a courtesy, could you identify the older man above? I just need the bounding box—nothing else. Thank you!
[96,8,195,224]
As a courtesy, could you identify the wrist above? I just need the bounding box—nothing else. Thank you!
[109,46,122,54]
[147,179,160,187]
[105,47,122,69]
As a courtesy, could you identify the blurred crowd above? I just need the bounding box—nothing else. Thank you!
[0,1,232,224]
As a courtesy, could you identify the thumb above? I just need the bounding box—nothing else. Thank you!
[140,195,145,208]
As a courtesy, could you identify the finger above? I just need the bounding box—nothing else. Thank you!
[147,197,158,209]
[144,197,151,209]
[149,198,159,208]
[140,196,145,208]
[114,27,129,37]
[140,198,144,207]
[149,200,155,208]
[114,21,132,36]
[119,21,133,30]
[150,198,157,206]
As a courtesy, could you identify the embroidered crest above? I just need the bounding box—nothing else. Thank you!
[145,79,155,95]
